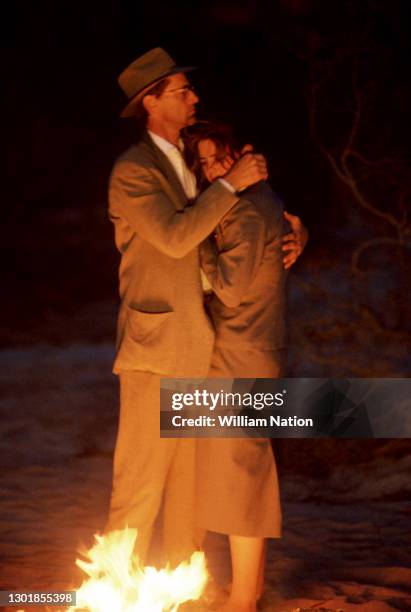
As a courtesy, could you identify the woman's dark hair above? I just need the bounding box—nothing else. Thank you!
[183,121,242,187]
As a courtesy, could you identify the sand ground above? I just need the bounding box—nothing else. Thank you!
[0,345,410,611]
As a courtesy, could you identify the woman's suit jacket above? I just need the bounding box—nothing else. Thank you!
[201,180,287,355]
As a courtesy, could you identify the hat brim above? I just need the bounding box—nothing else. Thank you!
[120,66,197,118]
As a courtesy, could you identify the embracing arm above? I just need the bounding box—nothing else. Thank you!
[109,160,239,259]
[200,198,266,308]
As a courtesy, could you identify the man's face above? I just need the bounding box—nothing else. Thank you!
[152,73,199,129]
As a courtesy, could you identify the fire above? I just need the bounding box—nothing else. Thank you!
[70,528,208,612]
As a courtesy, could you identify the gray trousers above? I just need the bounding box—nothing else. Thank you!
[106,371,198,566]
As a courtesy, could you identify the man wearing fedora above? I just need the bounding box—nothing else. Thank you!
[106,47,271,566]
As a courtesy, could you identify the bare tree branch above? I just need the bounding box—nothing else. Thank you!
[308,72,406,230]
[351,237,409,274]
[347,151,400,167]
[398,191,409,229]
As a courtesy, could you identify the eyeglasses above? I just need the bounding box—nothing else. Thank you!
[162,84,197,99]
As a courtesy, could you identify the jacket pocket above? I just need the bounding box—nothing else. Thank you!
[114,307,176,375]
[127,307,174,343]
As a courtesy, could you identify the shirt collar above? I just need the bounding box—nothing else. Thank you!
[148,130,184,155]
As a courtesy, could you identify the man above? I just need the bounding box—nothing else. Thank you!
[106,47,271,566]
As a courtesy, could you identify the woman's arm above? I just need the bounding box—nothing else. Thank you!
[200,198,266,308]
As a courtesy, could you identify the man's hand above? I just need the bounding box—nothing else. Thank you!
[224,152,268,193]
[282,211,309,269]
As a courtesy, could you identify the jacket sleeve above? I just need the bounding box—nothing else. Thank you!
[109,160,239,259]
[200,197,266,308]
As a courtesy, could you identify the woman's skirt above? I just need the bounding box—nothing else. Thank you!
[195,345,285,538]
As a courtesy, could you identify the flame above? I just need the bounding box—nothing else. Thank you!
[70,528,208,612]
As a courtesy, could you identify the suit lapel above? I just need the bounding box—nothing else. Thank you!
[141,131,189,210]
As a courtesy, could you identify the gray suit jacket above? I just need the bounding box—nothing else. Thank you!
[200,181,287,350]
[108,131,239,376]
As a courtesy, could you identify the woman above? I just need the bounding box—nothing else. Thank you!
[184,122,306,612]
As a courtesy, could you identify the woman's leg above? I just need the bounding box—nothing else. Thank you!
[204,347,283,611]
[218,535,264,612]
[256,540,266,600]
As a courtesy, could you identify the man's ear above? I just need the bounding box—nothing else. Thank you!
[143,94,157,114]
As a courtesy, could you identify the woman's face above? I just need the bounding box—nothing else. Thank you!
[197,138,235,182]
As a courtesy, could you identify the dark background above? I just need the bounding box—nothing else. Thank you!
[2,0,410,357]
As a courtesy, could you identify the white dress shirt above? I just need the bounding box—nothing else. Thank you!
[148,130,197,199]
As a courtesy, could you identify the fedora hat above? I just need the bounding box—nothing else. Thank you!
[118,47,196,118]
